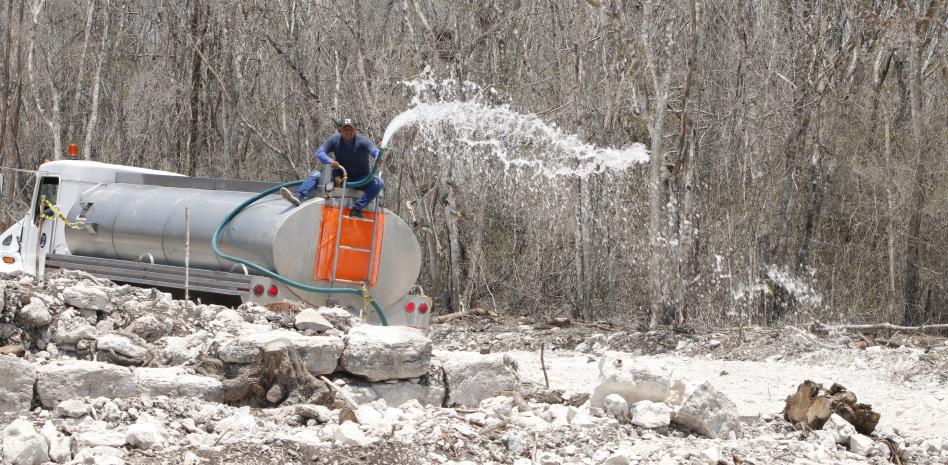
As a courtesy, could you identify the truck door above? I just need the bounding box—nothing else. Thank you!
[21,176,60,278]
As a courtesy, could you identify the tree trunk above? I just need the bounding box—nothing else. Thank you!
[903,14,928,326]
[186,0,207,176]
[0,0,14,170]
[82,0,110,160]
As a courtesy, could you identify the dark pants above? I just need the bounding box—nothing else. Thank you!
[298,169,384,211]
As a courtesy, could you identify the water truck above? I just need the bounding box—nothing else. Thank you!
[0,158,431,328]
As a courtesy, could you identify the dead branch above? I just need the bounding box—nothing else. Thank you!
[431,307,498,324]
[540,343,550,389]
[814,322,948,333]
[319,375,359,409]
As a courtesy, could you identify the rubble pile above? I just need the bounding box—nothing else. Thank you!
[0,272,946,464]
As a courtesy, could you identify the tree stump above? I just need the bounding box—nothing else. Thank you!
[783,381,880,434]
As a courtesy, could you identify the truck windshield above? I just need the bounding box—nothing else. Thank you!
[33,177,60,220]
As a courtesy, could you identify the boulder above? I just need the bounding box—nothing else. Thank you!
[126,422,165,449]
[591,356,685,410]
[349,379,446,407]
[295,404,333,423]
[162,331,211,365]
[216,338,260,364]
[125,315,172,342]
[849,433,875,456]
[341,326,432,381]
[63,284,109,311]
[239,330,343,375]
[50,312,98,346]
[825,413,856,444]
[334,421,376,447]
[213,407,258,433]
[602,394,629,419]
[136,367,223,402]
[673,382,740,439]
[36,360,137,407]
[72,446,126,465]
[480,396,515,418]
[96,334,150,364]
[630,400,672,429]
[316,306,361,331]
[438,352,520,407]
[40,422,72,463]
[54,398,91,418]
[295,308,334,332]
[1,419,49,465]
[75,429,127,448]
[18,300,52,328]
[0,354,36,413]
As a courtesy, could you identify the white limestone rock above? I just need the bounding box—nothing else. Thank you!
[216,338,261,364]
[0,354,36,413]
[125,315,172,342]
[591,354,686,409]
[162,331,211,365]
[239,330,343,375]
[63,284,109,311]
[341,325,432,381]
[825,413,857,444]
[2,419,50,465]
[72,446,126,465]
[96,334,150,361]
[36,360,137,407]
[315,306,361,331]
[135,367,223,402]
[40,422,73,464]
[126,422,166,449]
[537,451,563,465]
[386,380,445,407]
[602,393,630,419]
[213,407,258,433]
[630,400,672,429]
[75,428,127,448]
[672,382,740,439]
[50,312,98,346]
[54,398,90,418]
[334,421,377,447]
[480,396,515,418]
[849,433,875,456]
[295,308,334,332]
[18,300,52,328]
[294,404,333,423]
[438,352,520,407]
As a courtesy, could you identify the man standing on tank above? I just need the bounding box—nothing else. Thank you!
[280,118,383,218]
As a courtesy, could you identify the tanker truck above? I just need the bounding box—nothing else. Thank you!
[0,159,431,327]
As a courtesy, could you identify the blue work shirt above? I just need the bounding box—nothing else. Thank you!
[315,133,380,181]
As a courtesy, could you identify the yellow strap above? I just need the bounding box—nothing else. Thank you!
[39,197,85,229]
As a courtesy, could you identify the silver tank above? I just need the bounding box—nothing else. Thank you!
[63,182,421,308]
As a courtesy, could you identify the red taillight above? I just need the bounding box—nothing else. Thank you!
[405,302,415,313]
[267,285,278,297]
[253,284,264,296]
[419,303,428,314]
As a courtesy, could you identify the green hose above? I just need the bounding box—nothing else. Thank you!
[345,148,385,188]
[211,179,389,326]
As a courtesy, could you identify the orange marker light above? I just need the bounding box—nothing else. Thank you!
[2,257,15,264]
[67,144,79,158]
